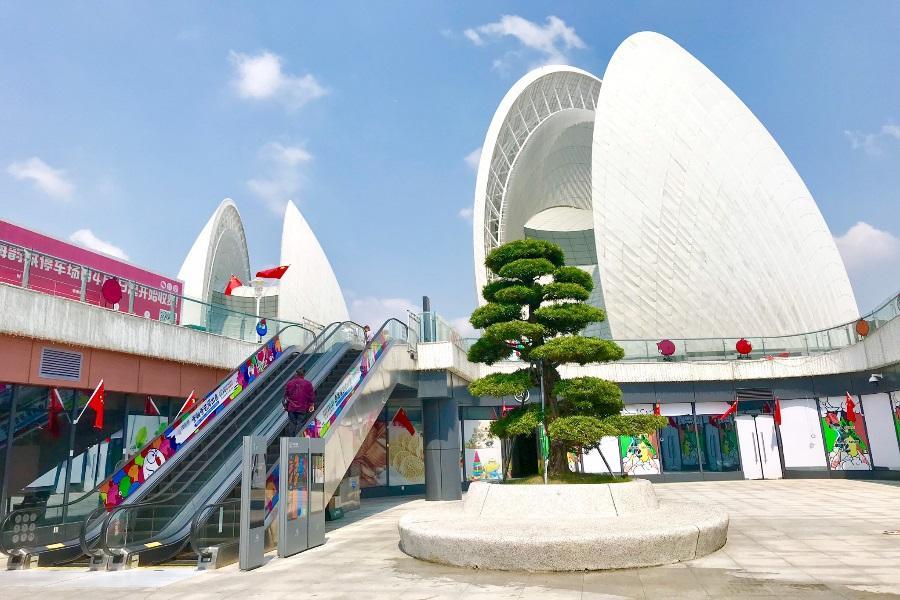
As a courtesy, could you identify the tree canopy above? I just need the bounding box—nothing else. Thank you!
[467,238,666,475]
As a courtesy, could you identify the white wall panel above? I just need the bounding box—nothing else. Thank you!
[861,393,900,469]
[779,398,826,468]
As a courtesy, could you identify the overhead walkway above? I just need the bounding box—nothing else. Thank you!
[0,319,417,569]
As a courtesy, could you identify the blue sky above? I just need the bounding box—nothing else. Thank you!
[1,2,899,334]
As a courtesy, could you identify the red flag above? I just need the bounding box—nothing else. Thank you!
[392,408,415,435]
[177,390,197,418]
[76,380,105,430]
[845,392,857,423]
[717,401,738,421]
[145,396,161,417]
[653,402,661,416]
[255,265,289,279]
[45,388,65,438]
[224,275,242,295]
[774,397,782,426]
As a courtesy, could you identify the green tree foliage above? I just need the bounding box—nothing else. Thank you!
[465,238,662,476]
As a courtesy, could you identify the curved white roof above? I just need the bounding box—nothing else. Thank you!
[473,66,602,298]
[472,32,858,339]
[591,32,857,338]
[278,200,349,327]
[177,198,251,306]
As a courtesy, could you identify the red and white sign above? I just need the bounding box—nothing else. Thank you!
[0,219,182,323]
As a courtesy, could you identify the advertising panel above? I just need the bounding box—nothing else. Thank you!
[388,408,425,485]
[308,330,390,438]
[463,420,502,481]
[0,219,182,322]
[99,337,283,509]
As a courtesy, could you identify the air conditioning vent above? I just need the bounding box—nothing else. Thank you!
[735,387,773,402]
[38,348,83,381]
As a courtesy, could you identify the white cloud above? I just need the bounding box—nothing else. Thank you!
[458,207,474,221]
[463,15,585,68]
[449,316,479,338]
[69,229,129,260]
[349,296,418,328]
[7,157,74,200]
[844,123,900,155]
[229,50,327,111]
[247,142,312,216]
[835,221,900,271]
[464,146,482,169]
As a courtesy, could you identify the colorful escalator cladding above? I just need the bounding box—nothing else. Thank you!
[306,330,390,439]
[99,337,283,509]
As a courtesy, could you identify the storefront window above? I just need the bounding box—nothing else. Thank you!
[68,390,127,496]
[659,415,701,473]
[124,394,169,459]
[5,386,76,512]
[696,415,741,472]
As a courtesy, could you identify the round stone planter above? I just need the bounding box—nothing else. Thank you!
[398,479,728,571]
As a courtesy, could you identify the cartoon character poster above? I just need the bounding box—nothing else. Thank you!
[463,420,502,481]
[619,432,661,475]
[819,397,871,471]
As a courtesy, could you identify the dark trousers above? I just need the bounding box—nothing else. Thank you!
[286,411,306,437]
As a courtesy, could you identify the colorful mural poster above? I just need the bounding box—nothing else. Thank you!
[309,330,389,438]
[892,394,900,446]
[819,397,871,471]
[124,415,168,458]
[99,336,283,509]
[286,453,306,521]
[619,432,661,475]
[388,408,425,485]
[352,420,388,488]
[463,420,502,481]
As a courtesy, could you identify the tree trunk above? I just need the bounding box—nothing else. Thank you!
[547,440,570,477]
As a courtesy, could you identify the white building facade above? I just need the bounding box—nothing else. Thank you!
[473,32,858,340]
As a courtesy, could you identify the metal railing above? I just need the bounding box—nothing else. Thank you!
[0,237,324,344]
[425,289,900,363]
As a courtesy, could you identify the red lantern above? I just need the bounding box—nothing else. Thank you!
[101,278,123,304]
[855,319,870,337]
[735,338,752,355]
[657,339,675,357]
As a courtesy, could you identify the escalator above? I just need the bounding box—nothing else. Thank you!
[93,327,366,568]
[188,318,417,568]
[0,322,320,568]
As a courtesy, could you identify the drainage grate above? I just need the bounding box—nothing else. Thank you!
[38,347,83,381]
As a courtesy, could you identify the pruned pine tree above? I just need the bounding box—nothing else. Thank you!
[466,239,667,476]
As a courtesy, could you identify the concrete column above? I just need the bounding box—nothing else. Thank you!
[422,395,462,501]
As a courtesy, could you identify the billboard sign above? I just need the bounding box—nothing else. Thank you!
[0,219,182,323]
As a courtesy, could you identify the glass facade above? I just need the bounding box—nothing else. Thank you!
[0,383,181,515]
[659,415,702,473]
[696,415,741,472]
[350,404,426,489]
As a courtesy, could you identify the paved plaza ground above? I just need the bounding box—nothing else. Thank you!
[2,479,899,599]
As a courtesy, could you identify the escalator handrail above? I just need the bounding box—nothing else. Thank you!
[96,321,367,558]
[188,498,241,560]
[302,317,409,439]
[78,506,107,559]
